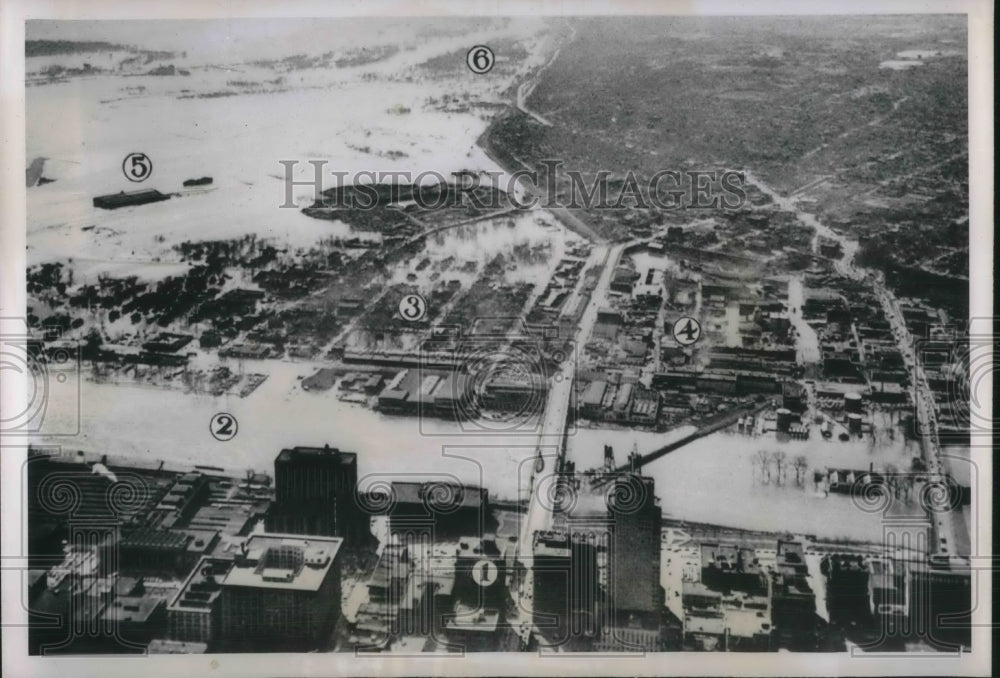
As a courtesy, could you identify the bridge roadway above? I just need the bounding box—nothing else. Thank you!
[596,400,774,485]
[517,242,620,547]
[508,242,620,645]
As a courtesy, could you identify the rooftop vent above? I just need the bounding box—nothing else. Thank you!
[305,548,330,568]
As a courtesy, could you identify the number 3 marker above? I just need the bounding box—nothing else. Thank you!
[399,293,427,322]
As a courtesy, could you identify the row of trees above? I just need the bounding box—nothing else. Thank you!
[753,450,920,504]
[754,449,808,486]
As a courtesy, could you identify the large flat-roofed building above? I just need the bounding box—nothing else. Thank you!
[629,386,660,425]
[101,587,168,649]
[908,562,971,649]
[266,445,360,541]
[166,557,234,648]
[678,540,772,651]
[92,188,170,210]
[445,537,507,650]
[581,380,608,419]
[553,450,664,642]
[612,382,634,421]
[700,543,767,595]
[453,537,506,612]
[117,528,212,577]
[387,481,489,538]
[431,373,474,419]
[219,534,343,652]
[479,374,547,413]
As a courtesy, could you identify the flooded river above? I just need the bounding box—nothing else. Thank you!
[568,425,927,544]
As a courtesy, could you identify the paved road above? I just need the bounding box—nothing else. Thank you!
[515,80,553,127]
[518,243,621,547]
[509,242,621,645]
[873,279,961,556]
[747,167,960,558]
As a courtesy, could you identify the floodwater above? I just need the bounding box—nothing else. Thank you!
[37,354,927,545]
[35,359,546,502]
[568,423,927,544]
[26,18,553,277]
[24,21,936,548]
[389,210,577,292]
[24,21,581,518]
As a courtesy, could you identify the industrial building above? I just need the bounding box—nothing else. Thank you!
[579,379,661,426]
[92,188,170,210]
[376,369,476,419]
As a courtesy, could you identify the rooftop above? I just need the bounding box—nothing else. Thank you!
[222,533,342,592]
[456,536,501,559]
[121,528,192,551]
[445,603,501,633]
[169,556,234,612]
[148,639,208,654]
[102,593,165,624]
[582,381,608,407]
[276,445,358,467]
[390,481,486,510]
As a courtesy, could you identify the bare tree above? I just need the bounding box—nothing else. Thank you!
[773,450,787,485]
[792,455,808,486]
[754,449,771,482]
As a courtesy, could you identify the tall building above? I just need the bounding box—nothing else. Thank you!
[770,539,818,649]
[909,560,971,649]
[607,464,663,616]
[553,448,666,651]
[452,537,506,612]
[266,445,359,541]
[445,537,507,651]
[682,542,771,651]
[532,530,599,648]
[218,533,343,652]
